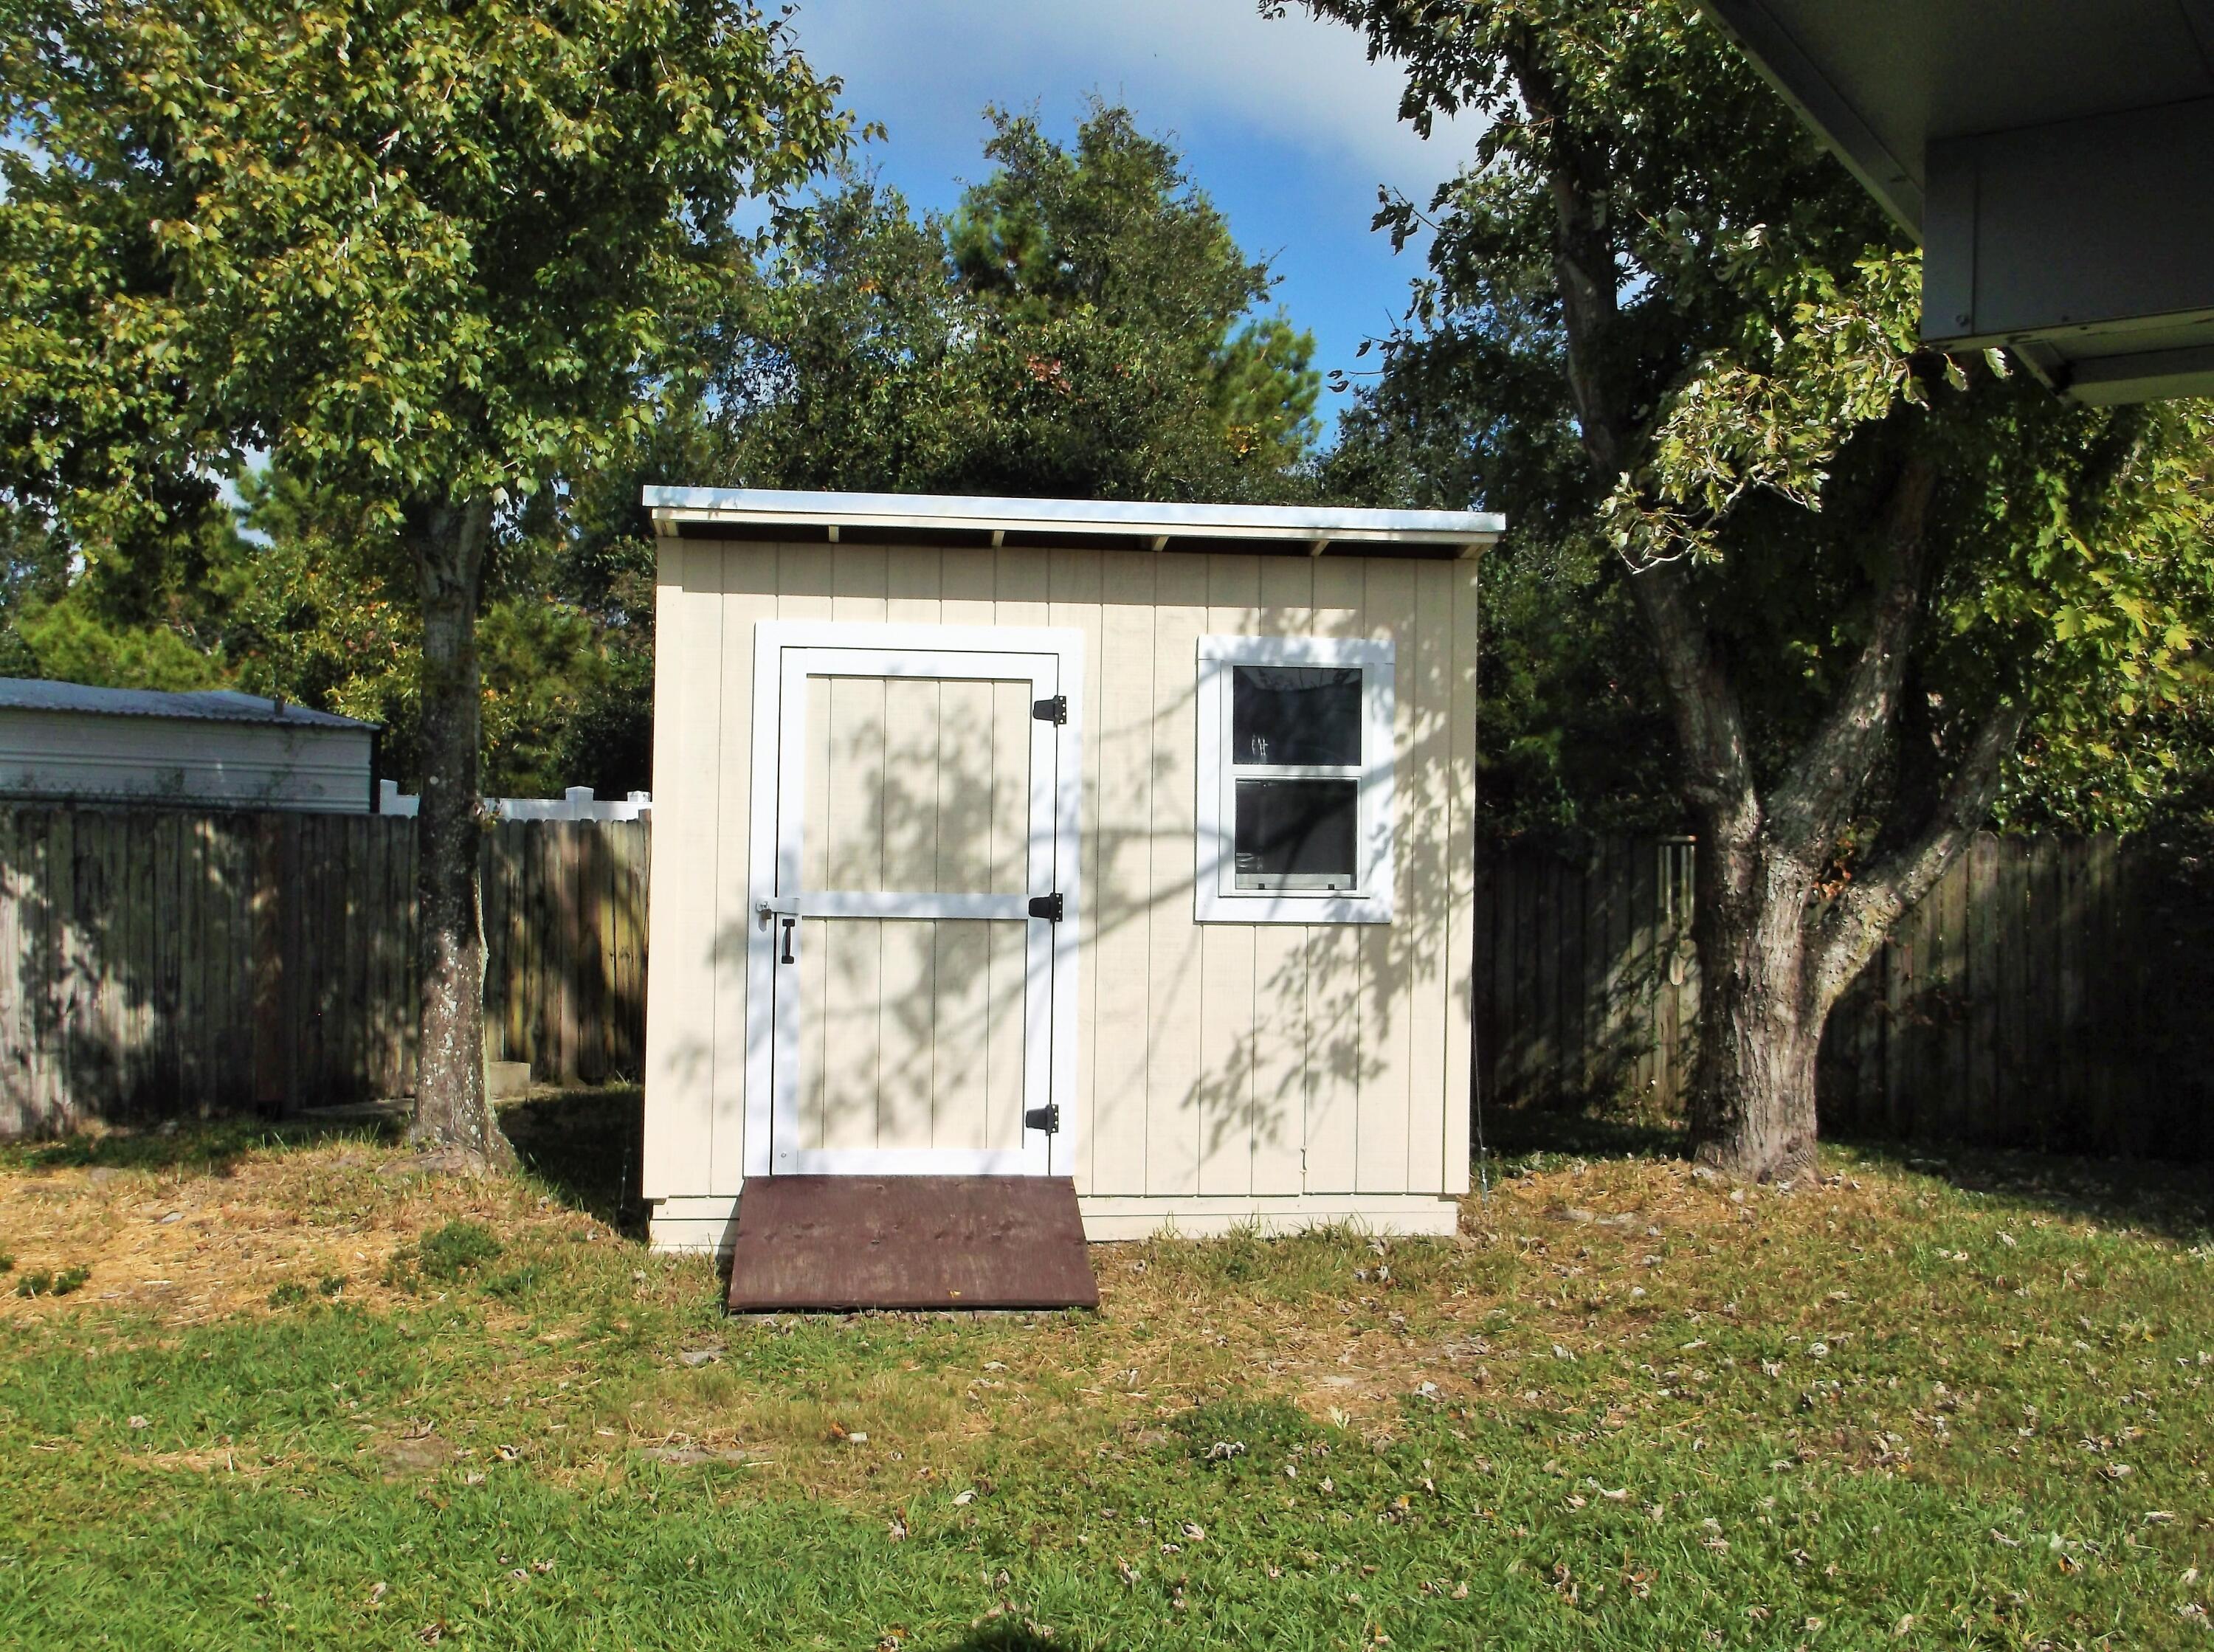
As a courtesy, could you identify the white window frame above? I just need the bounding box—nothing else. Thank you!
[1195,634,1394,925]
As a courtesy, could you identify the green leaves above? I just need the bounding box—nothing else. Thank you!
[2,0,855,530]
[1310,0,2214,842]
[1598,249,1923,569]
[718,104,1325,502]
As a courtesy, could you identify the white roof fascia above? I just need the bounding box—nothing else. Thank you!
[642,486,1505,553]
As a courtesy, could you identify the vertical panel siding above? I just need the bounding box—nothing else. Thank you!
[1356,557,1418,1194]
[1303,556,1370,1195]
[1047,547,1106,1191]
[1088,552,1157,1197]
[1198,553,1261,1198]
[1406,560,1455,1197]
[1251,556,1314,1198]
[706,543,777,1192]
[1443,561,1480,1194]
[642,539,722,1198]
[1143,553,1210,1196]
[640,539,1482,1206]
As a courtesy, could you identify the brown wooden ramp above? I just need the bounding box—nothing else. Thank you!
[725,1175,1100,1313]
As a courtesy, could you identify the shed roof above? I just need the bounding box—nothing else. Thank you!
[0,678,375,730]
[644,487,1505,559]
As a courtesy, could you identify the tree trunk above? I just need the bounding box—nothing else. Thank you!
[1685,836,1826,1183]
[408,494,511,1167]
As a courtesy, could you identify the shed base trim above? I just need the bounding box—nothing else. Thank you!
[1076,1193,1461,1240]
[649,1190,1460,1254]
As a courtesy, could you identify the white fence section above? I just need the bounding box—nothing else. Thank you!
[378,780,652,822]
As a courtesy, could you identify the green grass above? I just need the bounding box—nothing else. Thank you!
[0,1113,2207,1651]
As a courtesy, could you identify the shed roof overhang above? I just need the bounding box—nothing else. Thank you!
[644,487,1505,560]
[1703,0,2214,403]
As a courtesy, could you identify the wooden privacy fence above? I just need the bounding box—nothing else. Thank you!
[9,806,2207,1157]
[0,807,648,1136]
[1476,832,2213,1160]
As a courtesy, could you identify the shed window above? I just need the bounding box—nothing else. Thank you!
[1196,636,1394,924]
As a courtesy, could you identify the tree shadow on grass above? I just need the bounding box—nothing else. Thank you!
[1475,1099,1688,1167]
[500,1085,648,1241]
[1834,1135,2214,1244]
[1477,1102,2214,1242]
[0,1114,399,1178]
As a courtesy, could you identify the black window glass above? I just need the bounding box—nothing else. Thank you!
[1231,666,1361,766]
[1233,779,1358,888]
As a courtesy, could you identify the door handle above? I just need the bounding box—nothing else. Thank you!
[779,917,797,964]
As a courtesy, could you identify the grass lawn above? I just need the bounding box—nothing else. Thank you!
[0,1093,2208,1651]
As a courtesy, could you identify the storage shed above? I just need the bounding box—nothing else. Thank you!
[0,679,376,813]
[639,489,1500,1262]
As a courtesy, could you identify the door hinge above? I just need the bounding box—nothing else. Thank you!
[1024,1104,1061,1134]
[1027,892,1064,922]
[1032,694,1068,725]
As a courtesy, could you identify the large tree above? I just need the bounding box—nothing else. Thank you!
[1,0,851,1162]
[1297,0,2214,1177]
[717,103,1325,501]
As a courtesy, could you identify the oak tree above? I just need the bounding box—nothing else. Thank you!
[1298,0,2214,1176]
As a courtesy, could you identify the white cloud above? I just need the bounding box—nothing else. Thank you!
[785,0,1464,202]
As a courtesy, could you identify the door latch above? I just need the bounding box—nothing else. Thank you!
[1023,1104,1061,1134]
[757,899,800,963]
[1027,892,1064,922]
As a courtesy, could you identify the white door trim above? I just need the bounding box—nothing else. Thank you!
[742,619,1084,1179]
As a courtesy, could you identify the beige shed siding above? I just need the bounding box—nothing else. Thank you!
[1253,556,1317,1201]
[1444,556,1481,1193]
[712,543,778,1197]
[1407,559,1455,1195]
[641,537,1478,1215]
[1089,552,1157,1198]
[641,539,719,1200]
[1145,553,1208,1196]
[1305,557,1366,1193]
[1047,548,1107,1191]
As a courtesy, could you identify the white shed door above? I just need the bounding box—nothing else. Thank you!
[753,631,1080,1177]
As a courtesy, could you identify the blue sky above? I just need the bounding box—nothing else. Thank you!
[780,1,1474,437]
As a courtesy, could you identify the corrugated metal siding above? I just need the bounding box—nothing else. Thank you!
[0,709,373,813]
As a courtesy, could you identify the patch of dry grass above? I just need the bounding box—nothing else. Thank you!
[0,1136,614,1325]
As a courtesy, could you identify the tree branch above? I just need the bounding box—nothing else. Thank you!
[1627,561,1762,843]
[1766,453,1938,858]
[1502,33,1759,846]
[1500,35,1624,476]
[1813,697,2027,1005]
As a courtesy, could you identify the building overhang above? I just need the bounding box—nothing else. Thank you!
[1704,0,2214,402]
[643,487,1504,561]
